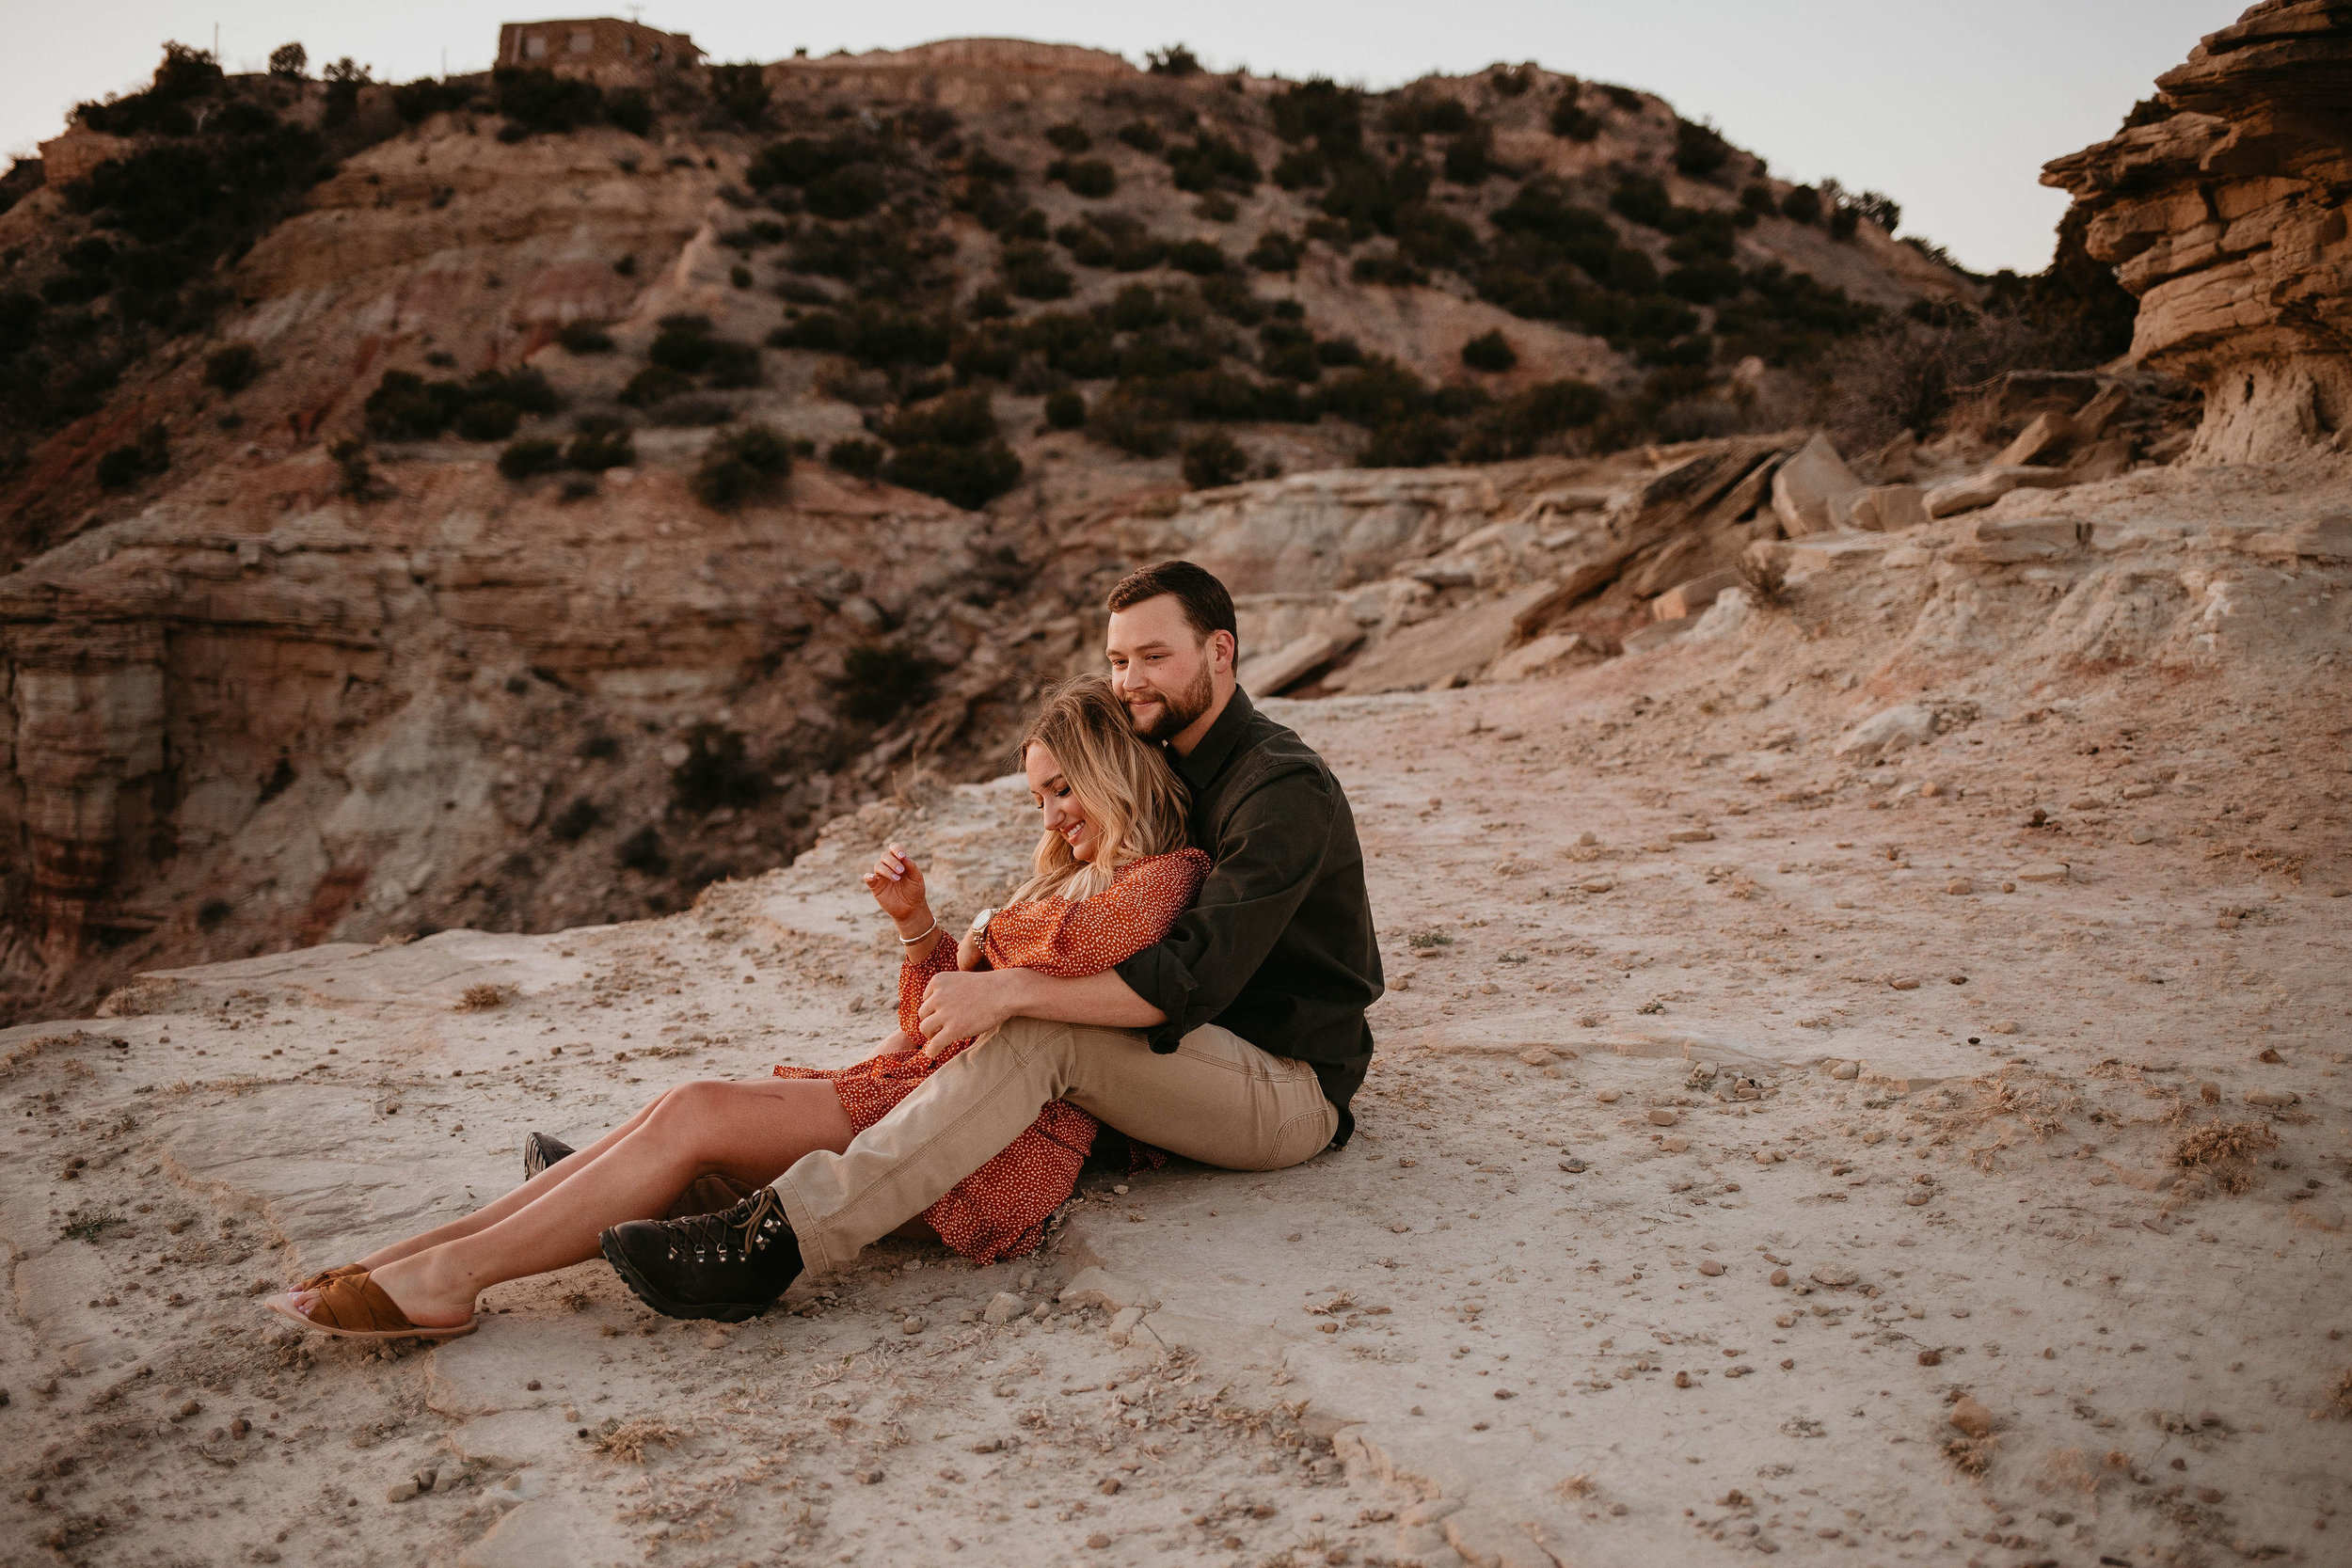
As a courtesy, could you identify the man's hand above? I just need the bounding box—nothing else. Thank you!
[916,969,1026,1058]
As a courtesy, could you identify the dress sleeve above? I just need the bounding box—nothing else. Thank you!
[897,938,956,1038]
[982,849,1211,978]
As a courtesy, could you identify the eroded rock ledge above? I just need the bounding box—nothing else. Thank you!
[2042,0,2352,462]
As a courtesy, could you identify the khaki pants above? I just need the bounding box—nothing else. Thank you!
[775,1017,1338,1276]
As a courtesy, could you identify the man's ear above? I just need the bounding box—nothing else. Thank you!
[1211,629,1237,674]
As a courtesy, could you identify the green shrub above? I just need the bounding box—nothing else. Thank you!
[1167,135,1260,193]
[1351,250,1426,287]
[204,342,259,392]
[1385,95,1471,136]
[558,320,614,354]
[620,365,693,407]
[1000,245,1073,301]
[499,437,562,479]
[827,436,884,477]
[1441,124,1494,185]
[1145,44,1201,76]
[706,64,771,129]
[564,424,633,470]
[1049,158,1117,198]
[616,824,667,873]
[1601,84,1643,111]
[1673,119,1732,179]
[605,87,653,135]
[456,400,521,441]
[1610,174,1676,230]
[1455,377,1610,459]
[493,66,604,135]
[1045,123,1092,153]
[671,722,767,813]
[1781,184,1822,225]
[1272,148,1327,190]
[1043,388,1087,429]
[881,440,1024,510]
[691,423,792,510]
[392,77,475,125]
[881,388,996,447]
[1116,121,1165,153]
[1168,239,1229,277]
[1247,230,1302,273]
[1461,329,1517,372]
[1361,414,1454,467]
[1829,205,1860,241]
[836,644,937,724]
[1181,430,1248,490]
[1321,356,1430,425]
[770,303,951,368]
[1085,388,1179,456]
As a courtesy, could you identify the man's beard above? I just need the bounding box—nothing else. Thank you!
[1128,661,1216,743]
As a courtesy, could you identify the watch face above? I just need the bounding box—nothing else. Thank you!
[969,908,994,932]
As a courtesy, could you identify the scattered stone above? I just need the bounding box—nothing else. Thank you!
[1991,1021,2021,1035]
[1105,1306,1147,1345]
[1918,1350,1942,1367]
[1947,878,1974,895]
[1698,1259,1724,1277]
[1098,1477,1122,1495]
[1948,1397,1994,1439]
[855,1469,883,1485]
[1904,1190,1931,1207]
[1675,1370,1692,1388]
[1771,432,1866,535]
[702,1331,728,1350]
[1596,1089,1621,1103]
[901,1317,927,1336]
[1661,1135,1690,1153]
[387,1479,420,1502]
[1889,975,1921,990]
[1810,1265,1857,1288]
[1518,1047,1559,1067]
[1755,1148,1785,1164]
[1647,1109,1680,1127]
[1665,827,1715,843]
[1558,1159,1587,1174]
[1925,468,2073,521]
[2016,863,2070,884]
[1830,1061,1860,1081]
[1058,1268,1159,1312]
[1581,878,1617,894]
[1834,704,1937,762]
[983,1291,1025,1325]
[1770,1269,1790,1287]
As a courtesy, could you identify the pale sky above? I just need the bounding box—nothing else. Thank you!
[5,1,2242,276]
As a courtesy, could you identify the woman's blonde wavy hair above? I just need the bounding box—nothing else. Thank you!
[1010,677,1190,903]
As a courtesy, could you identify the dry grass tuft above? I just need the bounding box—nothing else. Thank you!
[559,1289,593,1313]
[1943,1435,1996,1476]
[1736,548,1787,608]
[2173,1119,2279,1195]
[1554,1473,1595,1500]
[456,983,507,1011]
[596,1417,688,1463]
[2320,1368,2352,1422]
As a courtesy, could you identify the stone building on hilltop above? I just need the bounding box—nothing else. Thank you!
[495,18,701,85]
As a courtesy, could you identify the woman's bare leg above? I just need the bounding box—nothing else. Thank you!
[352,1079,855,1327]
[353,1087,680,1270]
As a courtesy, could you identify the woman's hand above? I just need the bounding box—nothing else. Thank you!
[874,1029,922,1056]
[861,842,931,933]
[956,928,986,972]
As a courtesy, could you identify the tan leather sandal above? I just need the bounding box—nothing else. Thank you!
[291,1262,367,1292]
[262,1272,477,1340]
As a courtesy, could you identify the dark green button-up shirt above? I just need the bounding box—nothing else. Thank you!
[1113,689,1383,1146]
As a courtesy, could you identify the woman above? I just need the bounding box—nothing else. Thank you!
[265,677,1206,1338]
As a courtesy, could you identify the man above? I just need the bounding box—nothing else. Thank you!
[600,561,1383,1320]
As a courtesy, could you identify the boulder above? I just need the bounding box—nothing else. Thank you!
[1620,618,1693,654]
[1846,483,1929,531]
[1651,568,1744,622]
[1485,632,1596,683]
[1326,584,1557,694]
[1994,383,2131,467]
[1833,704,1937,761]
[1945,515,2089,564]
[1923,465,2073,518]
[1236,631,1350,697]
[1769,433,1866,536]
[2246,511,2352,562]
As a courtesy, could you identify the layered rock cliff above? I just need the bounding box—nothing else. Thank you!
[2042,0,2352,461]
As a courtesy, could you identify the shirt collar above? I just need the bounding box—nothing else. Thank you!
[1170,686,1256,794]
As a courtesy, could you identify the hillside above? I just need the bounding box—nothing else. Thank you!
[0,37,1978,1021]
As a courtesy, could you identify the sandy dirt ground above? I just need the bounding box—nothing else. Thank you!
[3,463,2349,1568]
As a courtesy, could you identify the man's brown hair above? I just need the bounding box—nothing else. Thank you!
[1105,560,1236,648]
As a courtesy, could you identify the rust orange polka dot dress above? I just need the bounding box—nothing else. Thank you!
[773,847,1210,1264]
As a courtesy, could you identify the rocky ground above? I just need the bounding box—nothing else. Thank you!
[3,458,2350,1568]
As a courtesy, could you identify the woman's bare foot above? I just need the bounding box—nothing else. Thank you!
[362,1252,480,1330]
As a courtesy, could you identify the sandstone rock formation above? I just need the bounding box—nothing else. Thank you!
[2043,0,2352,461]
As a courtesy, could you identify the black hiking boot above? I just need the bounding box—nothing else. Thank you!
[599,1185,803,1323]
[522,1132,575,1180]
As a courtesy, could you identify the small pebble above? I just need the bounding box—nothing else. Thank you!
[1596,1089,1621,1103]
[1904,1190,1931,1207]
[1810,1265,1856,1288]
[1830,1061,1860,1081]
[1099,1477,1121,1495]
[902,1317,927,1336]
[1770,1269,1790,1287]
[1697,1259,1724,1277]
[1917,1350,1942,1366]
[1647,1109,1679,1127]
[856,1469,883,1484]
[1660,1135,1690,1153]
[1948,1396,1994,1439]
[525,1380,541,1391]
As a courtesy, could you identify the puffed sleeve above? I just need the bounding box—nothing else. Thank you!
[982,849,1211,978]
[897,937,957,1038]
